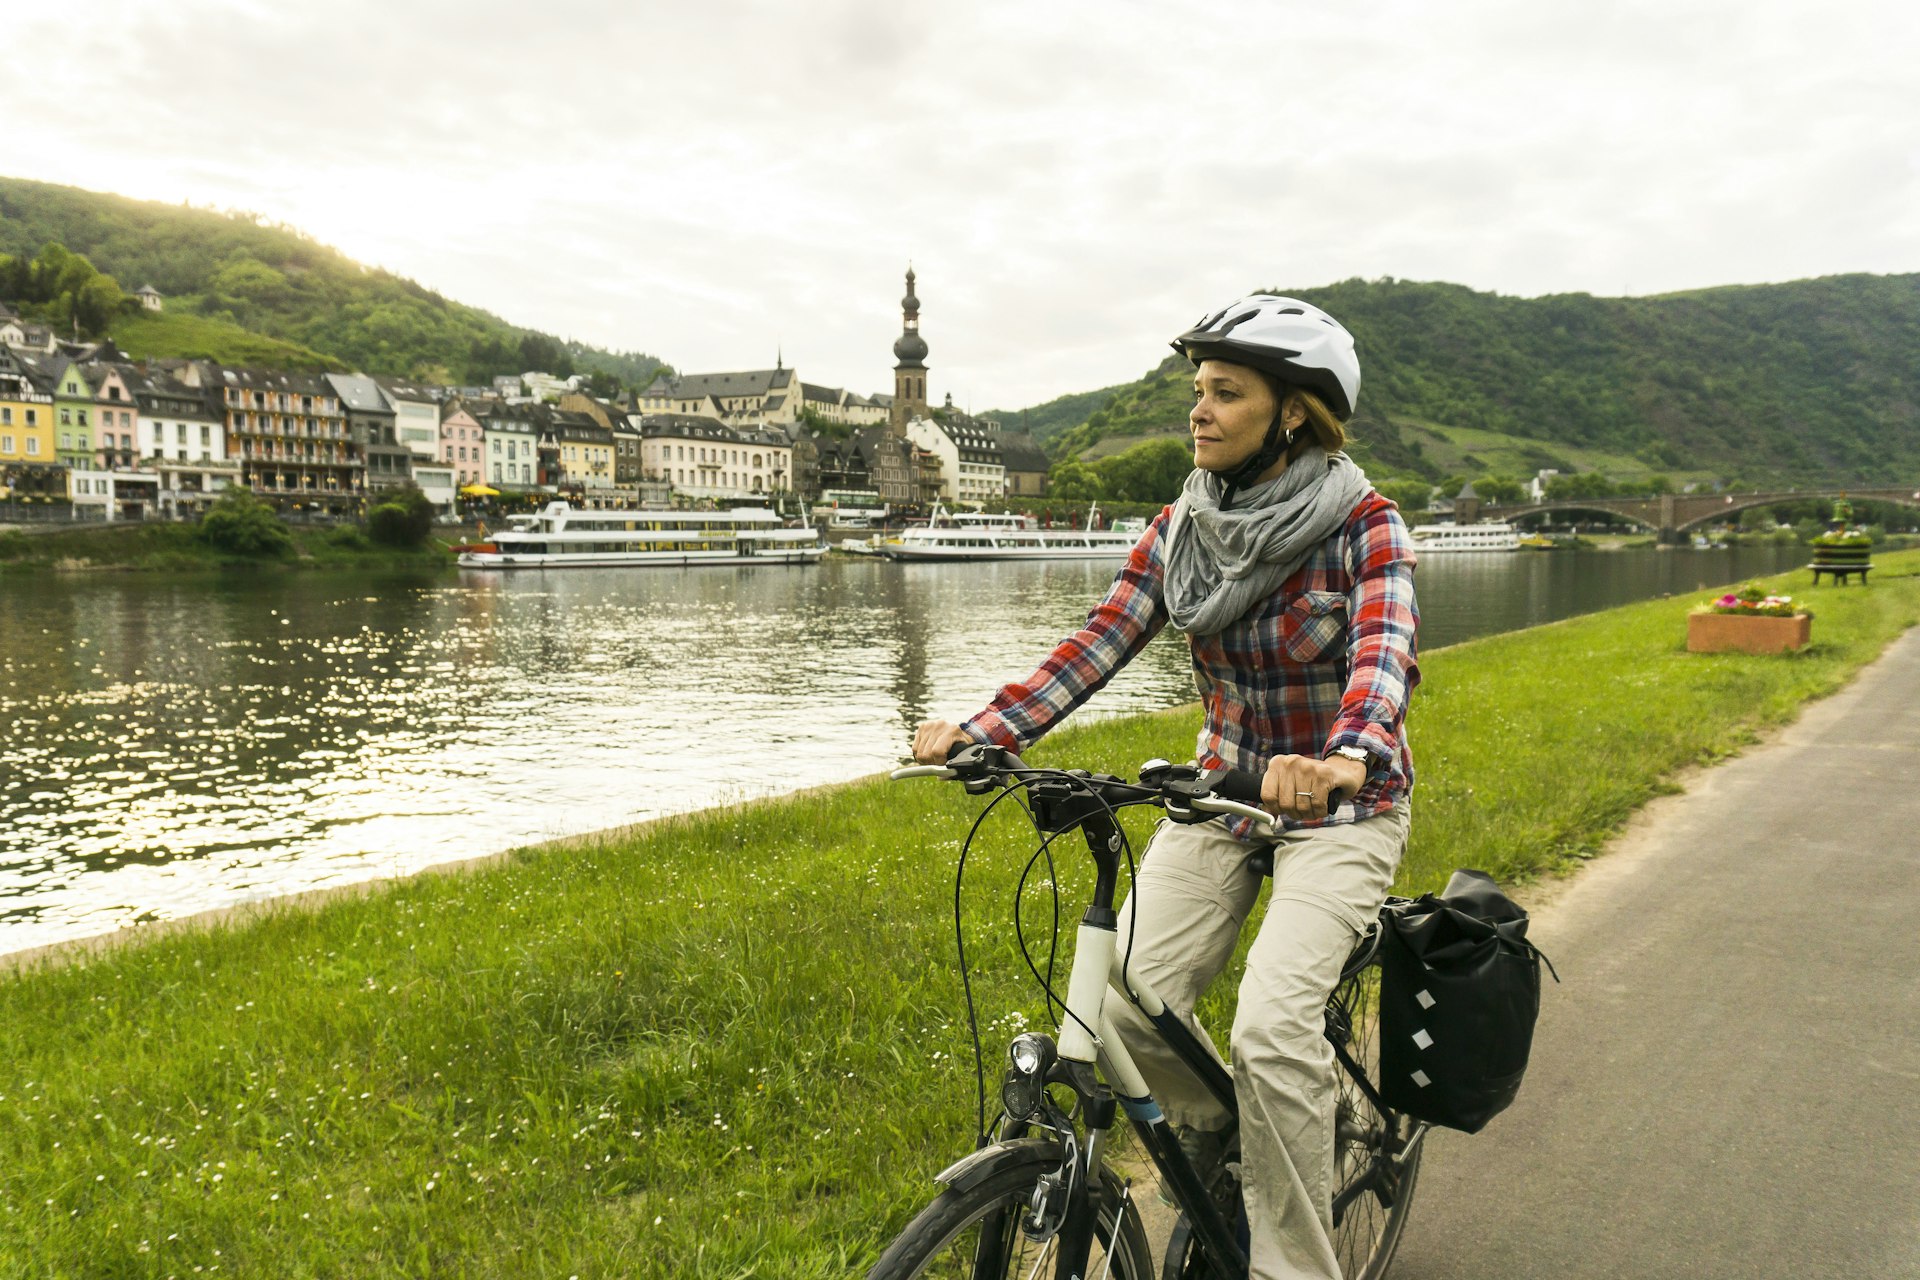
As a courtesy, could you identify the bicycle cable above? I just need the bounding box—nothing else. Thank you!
[950,776,1038,1149]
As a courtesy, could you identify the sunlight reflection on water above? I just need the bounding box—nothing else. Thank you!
[0,546,1804,953]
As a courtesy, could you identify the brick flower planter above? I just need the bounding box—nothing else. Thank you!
[1686,611,1812,654]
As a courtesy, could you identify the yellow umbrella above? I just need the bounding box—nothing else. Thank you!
[461,484,501,497]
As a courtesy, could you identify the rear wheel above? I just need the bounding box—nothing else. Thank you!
[1327,949,1422,1280]
[867,1146,1154,1279]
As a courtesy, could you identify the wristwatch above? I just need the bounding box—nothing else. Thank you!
[1326,744,1376,774]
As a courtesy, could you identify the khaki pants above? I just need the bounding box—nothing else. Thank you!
[1108,804,1409,1280]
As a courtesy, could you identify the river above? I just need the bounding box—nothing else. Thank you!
[0,545,1807,954]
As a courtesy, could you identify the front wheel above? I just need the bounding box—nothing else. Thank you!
[867,1146,1154,1279]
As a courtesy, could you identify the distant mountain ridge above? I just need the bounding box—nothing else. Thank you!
[0,176,665,388]
[1018,274,1920,486]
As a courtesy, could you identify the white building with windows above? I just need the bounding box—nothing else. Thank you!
[479,404,542,488]
[373,376,442,458]
[906,412,1005,504]
[129,371,225,464]
[636,413,791,499]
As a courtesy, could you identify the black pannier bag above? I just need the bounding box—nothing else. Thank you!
[1376,868,1557,1134]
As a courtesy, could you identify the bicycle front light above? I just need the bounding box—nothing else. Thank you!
[1002,1032,1058,1121]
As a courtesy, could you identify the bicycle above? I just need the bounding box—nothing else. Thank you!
[868,743,1427,1280]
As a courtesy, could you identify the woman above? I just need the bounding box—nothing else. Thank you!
[912,294,1419,1280]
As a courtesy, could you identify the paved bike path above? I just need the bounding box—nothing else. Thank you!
[1391,627,1920,1280]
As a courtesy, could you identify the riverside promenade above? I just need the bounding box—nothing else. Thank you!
[1395,629,1920,1279]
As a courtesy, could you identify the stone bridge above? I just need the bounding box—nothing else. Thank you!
[1455,486,1920,544]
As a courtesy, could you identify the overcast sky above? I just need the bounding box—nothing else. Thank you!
[7,0,1918,409]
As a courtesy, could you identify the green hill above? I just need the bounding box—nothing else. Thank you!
[1027,275,1920,487]
[0,177,666,387]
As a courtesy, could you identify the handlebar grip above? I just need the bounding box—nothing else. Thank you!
[890,765,957,780]
[1205,767,1265,807]
[1209,765,1343,816]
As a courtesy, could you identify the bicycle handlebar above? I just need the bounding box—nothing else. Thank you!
[890,745,1301,837]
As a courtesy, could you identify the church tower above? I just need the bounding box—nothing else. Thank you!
[890,266,929,433]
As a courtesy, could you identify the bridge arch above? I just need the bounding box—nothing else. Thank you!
[1490,502,1660,533]
[1669,492,1920,535]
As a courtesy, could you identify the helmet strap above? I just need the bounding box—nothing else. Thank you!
[1216,410,1292,509]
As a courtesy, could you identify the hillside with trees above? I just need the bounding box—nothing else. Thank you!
[1025,274,1920,490]
[0,177,666,389]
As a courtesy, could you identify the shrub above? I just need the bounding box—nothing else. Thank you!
[367,485,435,547]
[197,489,294,559]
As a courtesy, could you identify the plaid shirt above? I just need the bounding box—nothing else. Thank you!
[964,491,1419,833]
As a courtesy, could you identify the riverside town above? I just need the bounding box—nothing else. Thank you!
[0,268,1050,524]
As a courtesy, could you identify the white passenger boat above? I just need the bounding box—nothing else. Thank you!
[880,504,1140,562]
[456,502,826,569]
[1409,521,1521,553]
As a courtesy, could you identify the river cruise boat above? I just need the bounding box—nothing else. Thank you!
[456,502,826,569]
[1409,521,1522,553]
[880,504,1140,562]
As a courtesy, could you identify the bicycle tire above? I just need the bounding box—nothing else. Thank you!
[1327,953,1421,1280]
[867,1145,1154,1280]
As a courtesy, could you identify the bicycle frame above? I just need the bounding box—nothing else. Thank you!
[987,785,1253,1278]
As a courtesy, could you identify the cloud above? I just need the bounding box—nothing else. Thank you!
[7,0,1919,407]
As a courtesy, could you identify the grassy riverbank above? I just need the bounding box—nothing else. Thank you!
[0,521,458,573]
[4,555,1918,1276]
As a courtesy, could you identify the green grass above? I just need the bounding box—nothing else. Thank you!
[0,522,455,574]
[108,308,346,373]
[3,554,1918,1275]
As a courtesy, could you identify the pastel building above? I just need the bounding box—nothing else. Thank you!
[88,363,142,471]
[440,400,485,489]
[553,413,614,491]
[0,349,57,487]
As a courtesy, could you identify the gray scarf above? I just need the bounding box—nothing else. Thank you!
[1163,446,1371,636]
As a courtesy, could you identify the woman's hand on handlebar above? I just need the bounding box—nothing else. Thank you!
[913,720,973,765]
[1261,753,1366,821]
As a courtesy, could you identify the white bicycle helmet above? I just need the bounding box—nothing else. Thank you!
[1171,294,1361,421]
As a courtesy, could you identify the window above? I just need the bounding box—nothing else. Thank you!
[119,411,130,428]
[25,409,36,426]
[60,408,71,425]
[0,434,10,452]
[154,423,165,442]
[78,410,88,426]
[26,437,39,456]
[201,426,210,445]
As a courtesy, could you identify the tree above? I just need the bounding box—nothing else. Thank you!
[367,484,435,547]
[1375,479,1430,513]
[1048,459,1101,499]
[1097,437,1192,502]
[1474,474,1527,503]
[70,274,127,336]
[198,489,294,559]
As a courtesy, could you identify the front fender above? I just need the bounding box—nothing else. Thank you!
[933,1136,1065,1194]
